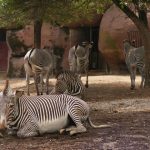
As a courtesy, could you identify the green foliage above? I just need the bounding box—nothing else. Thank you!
[0,0,110,28]
[0,0,149,28]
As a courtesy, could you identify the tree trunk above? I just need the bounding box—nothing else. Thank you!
[141,30,150,87]
[34,20,42,49]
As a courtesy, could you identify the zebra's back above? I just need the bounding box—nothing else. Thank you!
[126,46,145,68]
[55,70,85,98]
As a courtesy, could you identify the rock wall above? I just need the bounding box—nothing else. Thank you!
[7,23,70,77]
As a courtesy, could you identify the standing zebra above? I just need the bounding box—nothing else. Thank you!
[1,87,110,138]
[50,70,85,99]
[24,47,53,95]
[68,42,93,88]
[123,40,145,89]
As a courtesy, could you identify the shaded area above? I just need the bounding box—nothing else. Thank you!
[0,75,150,149]
[0,111,150,150]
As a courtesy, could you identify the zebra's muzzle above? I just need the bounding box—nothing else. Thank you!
[0,119,7,137]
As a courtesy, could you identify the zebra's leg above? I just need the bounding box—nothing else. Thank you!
[59,125,76,134]
[45,72,50,95]
[33,75,40,95]
[81,88,85,99]
[139,68,145,88]
[85,70,88,88]
[26,74,30,96]
[140,76,145,88]
[69,124,86,135]
[130,65,136,90]
[40,74,44,95]
[17,123,38,138]
[67,108,87,135]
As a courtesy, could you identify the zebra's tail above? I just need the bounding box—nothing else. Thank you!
[87,117,111,128]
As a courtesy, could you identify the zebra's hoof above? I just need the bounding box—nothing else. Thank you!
[130,86,135,90]
[59,129,66,134]
[69,130,77,136]
[85,84,88,88]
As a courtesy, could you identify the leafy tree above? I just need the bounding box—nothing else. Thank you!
[87,0,150,87]
[0,0,98,48]
[69,0,150,89]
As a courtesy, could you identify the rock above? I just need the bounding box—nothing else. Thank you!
[99,4,150,73]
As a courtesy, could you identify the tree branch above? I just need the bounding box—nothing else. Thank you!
[112,0,148,31]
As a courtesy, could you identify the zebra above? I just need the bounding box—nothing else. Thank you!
[123,40,145,89]
[1,87,111,138]
[0,80,14,137]
[50,70,85,99]
[24,47,53,95]
[68,42,93,88]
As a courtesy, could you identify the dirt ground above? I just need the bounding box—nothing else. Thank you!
[0,73,150,150]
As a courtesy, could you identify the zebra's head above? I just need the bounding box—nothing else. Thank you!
[55,79,68,94]
[5,90,24,130]
[82,41,93,49]
[123,40,135,55]
[0,80,15,134]
[0,80,24,132]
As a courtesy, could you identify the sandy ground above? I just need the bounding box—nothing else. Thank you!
[0,74,150,150]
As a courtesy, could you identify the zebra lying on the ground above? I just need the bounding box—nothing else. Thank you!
[50,70,85,99]
[24,48,53,95]
[123,40,145,89]
[68,41,93,88]
[0,81,110,138]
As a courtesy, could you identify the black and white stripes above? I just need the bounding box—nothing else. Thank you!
[6,94,90,137]
[123,40,145,89]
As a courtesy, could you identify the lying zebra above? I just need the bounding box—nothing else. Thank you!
[50,70,85,99]
[123,40,145,89]
[0,81,110,138]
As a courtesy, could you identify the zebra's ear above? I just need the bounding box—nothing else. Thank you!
[15,90,24,99]
[9,90,24,106]
[2,79,14,97]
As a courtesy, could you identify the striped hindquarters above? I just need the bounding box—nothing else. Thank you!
[54,71,85,98]
[126,47,145,71]
[6,94,89,130]
[76,57,89,73]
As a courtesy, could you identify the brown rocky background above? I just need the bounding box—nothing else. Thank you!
[99,4,150,73]
[6,5,150,77]
[7,24,70,77]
